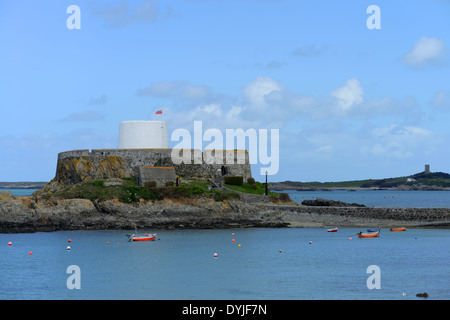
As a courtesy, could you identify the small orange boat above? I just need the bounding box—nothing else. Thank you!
[357,231,380,238]
[390,227,406,231]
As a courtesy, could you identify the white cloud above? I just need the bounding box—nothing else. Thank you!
[431,91,450,110]
[138,81,178,97]
[362,125,433,159]
[87,94,108,106]
[89,0,173,28]
[242,76,283,107]
[147,76,424,132]
[330,78,364,112]
[59,111,106,122]
[137,81,212,101]
[315,145,333,153]
[403,36,447,68]
[293,45,329,57]
[199,104,222,117]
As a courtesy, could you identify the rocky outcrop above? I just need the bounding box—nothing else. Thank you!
[301,198,366,207]
[416,292,429,298]
[1,191,449,233]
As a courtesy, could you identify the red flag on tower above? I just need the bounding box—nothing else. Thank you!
[155,110,162,114]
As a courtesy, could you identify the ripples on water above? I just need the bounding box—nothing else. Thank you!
[0,228,448,300]
[2,188,449,300]
[284,189,450,208]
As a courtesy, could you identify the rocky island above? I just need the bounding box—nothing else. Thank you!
[1,122,449,233]
[1,176,449,233]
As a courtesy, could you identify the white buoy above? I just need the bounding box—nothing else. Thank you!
[67,246,71,251]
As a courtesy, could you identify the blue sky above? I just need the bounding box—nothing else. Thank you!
[1,0,449,182]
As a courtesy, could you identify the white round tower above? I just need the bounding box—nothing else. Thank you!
[118,120,168,149]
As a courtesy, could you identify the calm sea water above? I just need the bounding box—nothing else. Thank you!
[284,189,450,208]
[0,228,448,300]
[1,189,41,196]
[1,188,449,300]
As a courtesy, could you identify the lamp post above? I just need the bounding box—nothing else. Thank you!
[265,171,268,196]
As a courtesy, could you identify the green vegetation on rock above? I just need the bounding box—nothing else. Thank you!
[225,181,278,196]
[44,178,242,203]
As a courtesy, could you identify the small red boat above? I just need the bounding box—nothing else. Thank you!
[130,233,156,241]
[327,228,338,232]
[127,228,157,241]
[390,227,406,232]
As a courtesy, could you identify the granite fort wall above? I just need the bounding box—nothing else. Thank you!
[56,149,252,184]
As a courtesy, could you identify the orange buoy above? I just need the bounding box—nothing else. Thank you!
[106,242,110,244]
[232,239,235,242]
[68,239,72,243]
[29,251,32,255]
[8,242,12,246]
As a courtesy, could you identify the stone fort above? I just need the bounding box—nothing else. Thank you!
[54,121,252,187]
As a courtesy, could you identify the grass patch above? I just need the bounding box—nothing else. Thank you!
[225,182,278,196]
[48,178,242,203]
[53,178,162,203]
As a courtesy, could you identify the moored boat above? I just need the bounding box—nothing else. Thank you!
[129,233,156,241]
[127,227,157,241]
[390,227,406,232]
[367,228,380,232]
[357,231,380,238]
[327,228,338,232]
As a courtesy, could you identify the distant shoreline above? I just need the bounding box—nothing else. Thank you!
[0,182,47,190]
[0,187,44,190]
[270,171,450,191]
[270,186,450,191]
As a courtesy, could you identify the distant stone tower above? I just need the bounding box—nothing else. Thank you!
[425,164,430,174]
